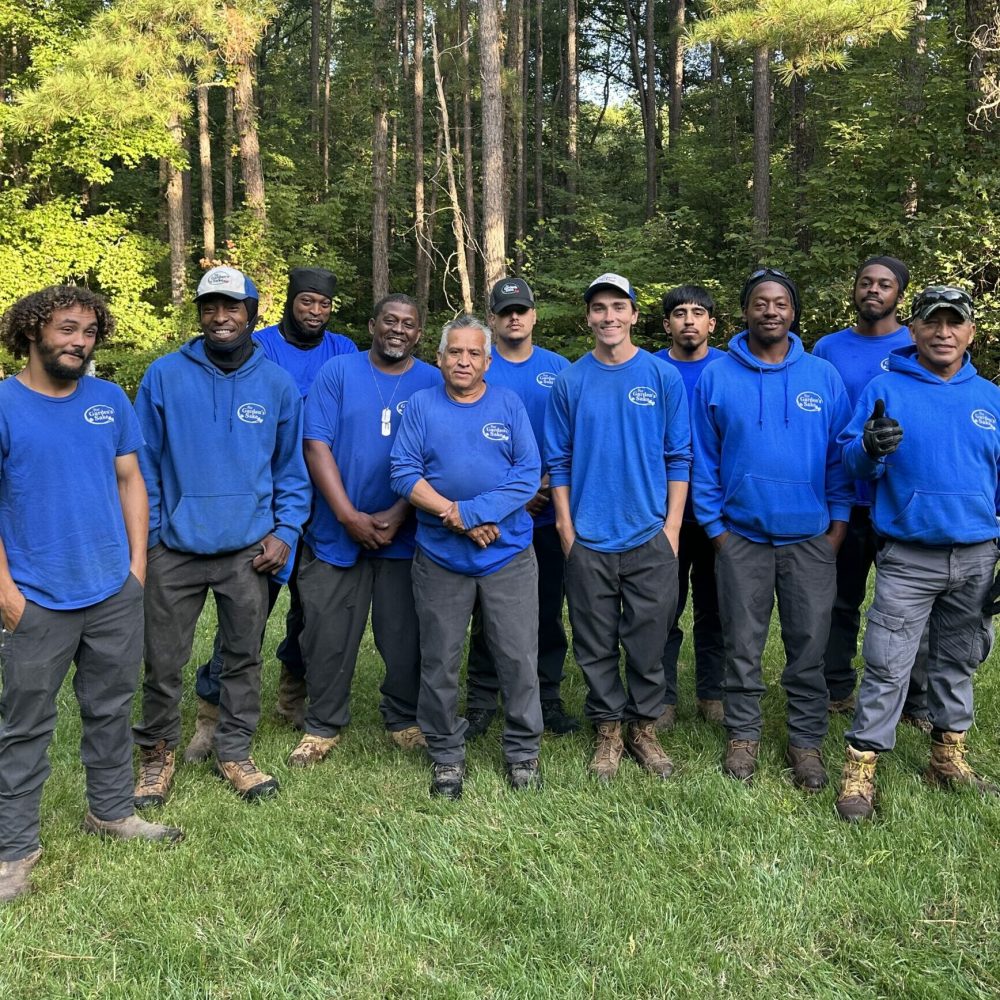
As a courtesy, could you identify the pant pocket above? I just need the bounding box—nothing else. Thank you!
[862,606,906,673]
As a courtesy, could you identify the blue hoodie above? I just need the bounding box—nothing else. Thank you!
[840,346,1000,546]
[135,338,311,555]
[692,331,853,544]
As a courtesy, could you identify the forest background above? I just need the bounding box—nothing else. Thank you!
[0,0,998,389]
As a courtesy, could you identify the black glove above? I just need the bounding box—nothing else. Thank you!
[862,399,903,458]
[983,571,1000,617]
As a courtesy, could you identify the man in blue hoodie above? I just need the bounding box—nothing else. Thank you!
[835,286,1000,822]
[132,267,311,803]
[812,256,929,730]
[691,268,852,790]
[391,315,544,800]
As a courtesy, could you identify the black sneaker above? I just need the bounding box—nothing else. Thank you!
[430,762,465,800]
[541,700,581,735]
[464,707,496,739]
[506,758,542,791]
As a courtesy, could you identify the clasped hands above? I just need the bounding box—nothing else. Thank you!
[440,501,500,550]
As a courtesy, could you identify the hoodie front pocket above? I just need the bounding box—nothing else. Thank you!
[167,493,269,553]
[725,475,827,539]
[890,491,996,542]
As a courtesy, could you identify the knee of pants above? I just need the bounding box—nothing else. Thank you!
[862,606,918,680]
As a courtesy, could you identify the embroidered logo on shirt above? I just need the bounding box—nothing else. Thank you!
[482,422,511,442]
[536,371,557,388]
[237,403,267,425]
[880,357,891,371]
[396,400,409,415]
[795,391,823,413]
[971,409,997,431]
[628,386,657,406]
[83,404,115,426]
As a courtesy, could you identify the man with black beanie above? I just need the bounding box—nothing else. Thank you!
[813,256,929,732]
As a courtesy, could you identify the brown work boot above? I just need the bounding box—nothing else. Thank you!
[697,699,725,724]
[626,721,675,779]
[0,848,42,905]
[134,741,175,808]
[924,731,1000,794]
[589,721,624,783]
[183,698,219,763]
[215,757,279,800]
[82,811,184,843]
[827,695,856,716]
[388,725,427,751]
[274,665,306,730]
[835,745,878,822]
[900,713,932,736]
[287,733,340,768]
[785,745,829,792]
[653,704,677,732]
[723,739,759,783]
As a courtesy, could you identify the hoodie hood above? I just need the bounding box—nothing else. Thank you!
[726,330,805,427]
[887,344,977,385]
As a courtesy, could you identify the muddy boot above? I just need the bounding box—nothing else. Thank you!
[215,757,279,800]
[388,726,427,751]
[697,699,725,724]
[625,721,675,779]
[134,741,175,808]
[785,745,829,793]
[653,704,677,732]
[274,665,306,730]
[0,849,42,905]
[924,731,1000,794]
[723,739,759,783]
[589,722,624,783]
[83,812,184,843]
[183,698,219,763]
[835,745,878,822]
[287,733,340,767]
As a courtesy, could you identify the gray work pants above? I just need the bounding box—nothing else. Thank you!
[847,540,997,752]
[564,531,677,723]
[411,547,542,765]
[0,575,144,861]
[298,548,421,736]
[714,533,836,747]
[133,543,269,761]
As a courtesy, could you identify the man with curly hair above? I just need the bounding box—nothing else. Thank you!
[0,285,182,906]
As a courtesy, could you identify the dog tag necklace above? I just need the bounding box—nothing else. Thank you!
[368,351,413,436]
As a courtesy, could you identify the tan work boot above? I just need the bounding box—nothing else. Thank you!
[697,699,725,724]
[287,733,340,768]
[654,704,677,732]
[625,721,674,779]
[835,745,878,822]
[82,812,184,843]
[215,757,279,800]
[388,726,427,751]
[0,848,42,905]
[723,739,759,783]
[274,665,306,730]
[924,731,1000,794]
[134,741,175,808]
[589,721,624,783]
[183,698,219,763]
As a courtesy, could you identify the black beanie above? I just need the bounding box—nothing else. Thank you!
[855,256,909,293]
[288,267,337,300]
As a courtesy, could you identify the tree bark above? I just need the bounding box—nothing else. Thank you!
[902,0,928,215]
[480,0,506,293]
[197,85,216,261]
[751,45,772,245]
[645,0,659,215]
[414,0,431,314]
[310,0,321,142]
[233,49,267,226]
[459,0,477,302]
[166,112,187,308]
[566,0,578,203]
[533,0,544,220]
[322,0,333,187]
[666,0,684,200]
[181,128,192,250]
[515,1,528,272]
[223,88,234,241]
[372,0,392,302]
[504,0,523,247]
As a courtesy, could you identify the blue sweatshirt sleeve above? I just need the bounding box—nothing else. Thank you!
[134,369,164,548]
[457,402,541,527]
[825,378,854,522]
[270,385,311,549]
[543,375,573,490]
[839,386,886,483]
[389,393,428,500]
[663,371,692,482]
[691,375,726,539]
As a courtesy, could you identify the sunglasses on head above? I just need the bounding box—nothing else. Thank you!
[915,287,973,307]
[746,267,791,283]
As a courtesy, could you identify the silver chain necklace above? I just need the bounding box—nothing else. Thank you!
[368,351,413,436]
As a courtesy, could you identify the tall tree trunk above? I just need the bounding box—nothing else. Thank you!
[223,88,234,241]
[459,0,477,302]
[431,20,473,313]
[372,0,392,301]
[902,0,928,216]
[234,50,267,226]
[322,0,333,187]
[624,0,650,161]
[566,0,578,204]
[710,42,721,122]
[426,124,443,313]
[751,45,772,245]
[310,0,321,144]
[645,0,658,216]
[515,1,528,272]
[166,112,187,307]
[480,0,506,293]
[414,0,431,313]
[667,0,684,200]
[197,85,216,261]
[504,0,523,245]
[533,0,544,220]
[181,128,192,250]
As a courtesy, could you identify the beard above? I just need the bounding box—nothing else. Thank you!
[37,339,91,381]
[855,296,897,324]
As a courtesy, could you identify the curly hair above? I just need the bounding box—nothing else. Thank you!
[0,285,115,359]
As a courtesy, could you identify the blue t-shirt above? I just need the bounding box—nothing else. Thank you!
[390,383,540,576]
[812,326,912,506]
[0,376,143,609]
[304,353,441,567]
[254,324,357,398]
[545,350,691,553]
[484,345,569,527]
[653,347,726,522]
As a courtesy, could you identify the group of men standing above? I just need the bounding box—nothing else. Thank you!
[1,253,997,904]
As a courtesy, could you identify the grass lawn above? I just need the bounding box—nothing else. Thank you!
[2,596,1000,999]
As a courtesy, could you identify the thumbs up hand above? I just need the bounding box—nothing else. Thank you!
[862,398,903,458]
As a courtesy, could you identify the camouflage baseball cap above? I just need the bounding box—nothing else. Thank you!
[910,285,975,322]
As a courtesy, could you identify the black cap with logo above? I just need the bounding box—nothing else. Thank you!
[490,277,535,313]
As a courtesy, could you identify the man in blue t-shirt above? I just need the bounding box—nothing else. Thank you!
[132,267,310,805]
[391,316,544,800]
[464,277,578,740]
[288,293,439,767]
[652,285,726,731]
[189,266,355,755]
[0,287,181,905]
[546,273,691,783]
[812,256,928,731]
[835,286,1000,822]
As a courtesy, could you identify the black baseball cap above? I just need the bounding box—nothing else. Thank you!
[489,277,535,312]
[910,285,975,322]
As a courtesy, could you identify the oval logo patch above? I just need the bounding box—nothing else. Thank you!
[482,422,511,442]
[84,404,115,426]
[237,403,266,425]
[880,357,890,372]
[628,386,657,407]
[536,371,557,388]
[796,391,823,413]
[396,400,409,415]
[971,409,997,431]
